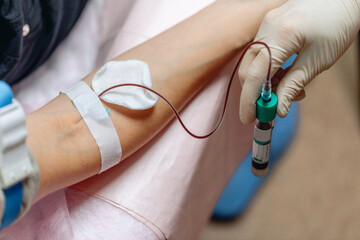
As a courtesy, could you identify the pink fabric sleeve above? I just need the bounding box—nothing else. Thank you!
[1,0,253,239]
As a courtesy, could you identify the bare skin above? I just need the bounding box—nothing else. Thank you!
[26,0,287,201]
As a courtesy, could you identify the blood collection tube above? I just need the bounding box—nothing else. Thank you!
[252,92,278,177]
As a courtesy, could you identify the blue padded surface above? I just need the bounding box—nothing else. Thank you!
[212,103,300,220]
[0,81,13,108]
[1,182,23,229]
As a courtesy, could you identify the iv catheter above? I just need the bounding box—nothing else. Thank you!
[99,41,276,176]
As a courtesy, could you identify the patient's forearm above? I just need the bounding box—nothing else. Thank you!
[27,0,285,200]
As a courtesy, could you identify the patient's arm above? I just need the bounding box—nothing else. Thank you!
[27,0,285,200]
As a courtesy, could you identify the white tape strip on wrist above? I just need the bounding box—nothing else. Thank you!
[62,81,122,173]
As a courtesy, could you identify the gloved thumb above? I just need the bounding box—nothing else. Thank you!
[275,52,313,117]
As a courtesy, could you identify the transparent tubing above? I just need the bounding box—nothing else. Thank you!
[261,84,272,102]
[98,41,273,139]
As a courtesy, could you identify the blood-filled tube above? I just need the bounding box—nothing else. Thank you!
[251,92,277,177]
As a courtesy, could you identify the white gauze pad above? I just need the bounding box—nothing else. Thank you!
[92,60,158,110]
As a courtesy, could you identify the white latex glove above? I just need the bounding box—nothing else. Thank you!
[238,0,360,124]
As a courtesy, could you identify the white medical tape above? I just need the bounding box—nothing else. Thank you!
[62,81,122,173]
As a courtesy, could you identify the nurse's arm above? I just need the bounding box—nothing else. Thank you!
[27,0,286,200]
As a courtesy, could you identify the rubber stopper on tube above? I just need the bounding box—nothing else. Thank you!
[256,92,277,123]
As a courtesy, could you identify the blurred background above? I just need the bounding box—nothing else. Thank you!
[201,37,360,240]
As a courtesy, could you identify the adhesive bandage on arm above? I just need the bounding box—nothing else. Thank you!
[62,60,158,173]
[62,81,122,173]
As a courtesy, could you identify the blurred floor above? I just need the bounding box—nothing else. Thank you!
[201,40,360,240]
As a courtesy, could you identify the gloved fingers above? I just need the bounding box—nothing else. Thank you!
[271,67,305,101]
[238,2,305,124]
[276,60,310,117]
[239,48,270,124]
[293,89,306,101]
[252,2,305,75]
[271,67,288,90]
[239,45,298,124]
[238,46,261,87]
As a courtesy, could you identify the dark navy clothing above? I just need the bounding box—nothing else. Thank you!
[0,0,87,85]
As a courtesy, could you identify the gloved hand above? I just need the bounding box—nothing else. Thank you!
[238,0,360,124]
